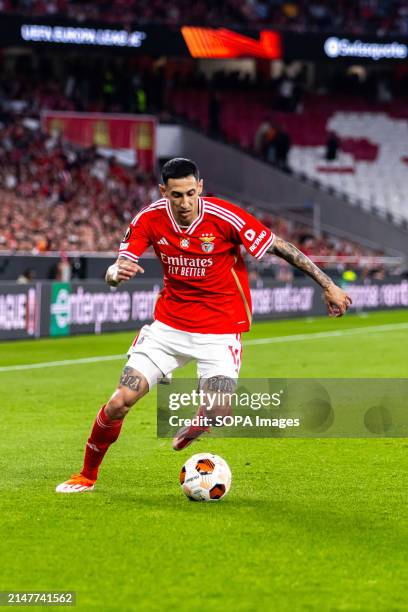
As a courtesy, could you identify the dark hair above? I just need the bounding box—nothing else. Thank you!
[161,158,199,184]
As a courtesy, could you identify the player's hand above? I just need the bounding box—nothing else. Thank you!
[323,283,352,317]
[116,259,144,281]
[106,259,144,286]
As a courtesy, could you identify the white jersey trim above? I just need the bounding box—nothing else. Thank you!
[186,197,204,234]
[165,197,204,234]
[203,204,244,232]
[130,199,167,227]
[203,200,245,229]
[119,251,140,263]
[166,199,180,233]
[120,201,166,261]
[255,233,275,259]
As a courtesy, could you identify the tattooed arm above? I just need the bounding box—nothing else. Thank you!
[269,236,333,288]
[268,236,352,317]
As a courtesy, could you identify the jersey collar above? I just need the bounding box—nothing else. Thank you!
[166,197,204,235]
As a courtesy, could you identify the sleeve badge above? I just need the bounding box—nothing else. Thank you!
[122,226,132,242]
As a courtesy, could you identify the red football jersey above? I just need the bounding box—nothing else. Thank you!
[118,196,275,333]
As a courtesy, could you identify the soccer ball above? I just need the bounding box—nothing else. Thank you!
[179,453,232,501]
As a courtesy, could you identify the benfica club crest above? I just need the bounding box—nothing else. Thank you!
[200,234,215,253]
[180,237,190,249]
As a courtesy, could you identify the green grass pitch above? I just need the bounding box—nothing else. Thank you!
[1,309,408,611]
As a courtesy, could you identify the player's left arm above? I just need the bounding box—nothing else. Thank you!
[268,236,352,317]
[223,198,351,316]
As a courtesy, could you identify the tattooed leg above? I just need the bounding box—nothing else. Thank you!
[202,375,237,394]
[119,366,143,392]
[200,376,237,423]
[104,366,149,420]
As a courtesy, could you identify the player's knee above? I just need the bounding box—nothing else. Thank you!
[105,389,139,419]
[200,376,236,419]
[105,367,149,419]
[202,375,237,394]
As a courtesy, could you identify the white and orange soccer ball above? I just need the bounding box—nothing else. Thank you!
[179,453,232,502]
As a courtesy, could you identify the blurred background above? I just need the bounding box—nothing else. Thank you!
[0,0,407,339]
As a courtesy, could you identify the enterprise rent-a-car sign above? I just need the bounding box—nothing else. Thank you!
[1,279,407,340]
[46,281,161,336]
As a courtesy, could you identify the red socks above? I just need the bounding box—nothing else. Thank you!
[80,405,123,481]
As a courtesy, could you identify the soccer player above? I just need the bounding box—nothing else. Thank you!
[56,158,351,493]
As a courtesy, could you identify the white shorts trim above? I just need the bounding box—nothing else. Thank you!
[126,352,164,390]
[126,321,242,388]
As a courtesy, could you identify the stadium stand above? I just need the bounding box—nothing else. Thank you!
[169,86,408,225]
[0,116,384,280]
[0,120,159,251]
[0,57,403,273]
[289,103,408,224]
[1,0,408,34]
[0,0,249,26]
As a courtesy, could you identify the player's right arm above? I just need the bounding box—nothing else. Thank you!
[105,211,151,287]
[106,257,145,287]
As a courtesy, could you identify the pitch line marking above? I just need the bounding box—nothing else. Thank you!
[0,321,407,373]
[245,321,408,345]
[0,354,126,372]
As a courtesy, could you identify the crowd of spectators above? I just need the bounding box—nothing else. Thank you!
[0,0,247,27]
[0,118,381,277]
[0,120,159,251]
[3,54,408,129]
[0,57,166,117]
[249,0,408,36]
[0,53,390,270]
[249,211,386,279]
[1,0,408,35]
